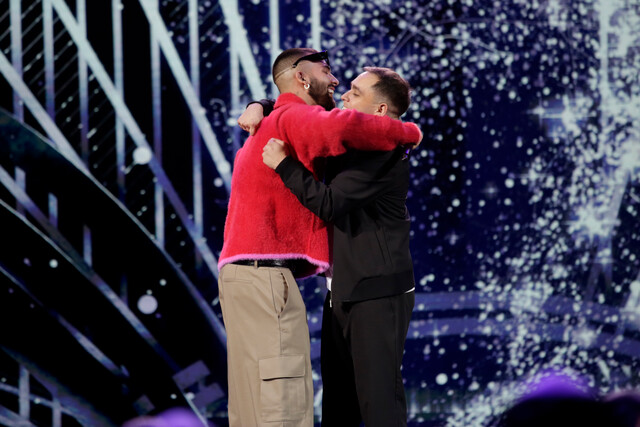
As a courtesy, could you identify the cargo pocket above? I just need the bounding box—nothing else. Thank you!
[258,354,306,422]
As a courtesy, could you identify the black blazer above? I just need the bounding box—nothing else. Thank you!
[275,146,415,302]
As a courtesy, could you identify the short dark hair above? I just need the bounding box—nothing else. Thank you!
[272,48,317,84]
[363,67,412,117]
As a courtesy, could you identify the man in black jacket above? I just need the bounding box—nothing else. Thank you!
[261,67,416,427]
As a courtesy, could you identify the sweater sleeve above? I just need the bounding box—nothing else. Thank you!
[280,105,421,169]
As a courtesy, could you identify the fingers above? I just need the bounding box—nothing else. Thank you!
[262,139,284,153]
[237,118,259,136]
[267,137,284,146]
[262,138,289,169]
[263,139,279,155]
[238,120,249,132]
[262,140,284,170]
[238,123,257,135]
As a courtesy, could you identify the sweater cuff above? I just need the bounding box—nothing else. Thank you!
[247,99,276,116]
[404,122,423,144]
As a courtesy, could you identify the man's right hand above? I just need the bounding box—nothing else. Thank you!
[237,103,265,135]
[263,138,289,170]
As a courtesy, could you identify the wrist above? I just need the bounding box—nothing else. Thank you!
[275,155,293,174]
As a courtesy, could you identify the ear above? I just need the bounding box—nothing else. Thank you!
[376,102,388,117]
[294,70,306,85]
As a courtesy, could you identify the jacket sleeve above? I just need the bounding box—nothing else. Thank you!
[281,105,421,169]
[248,99,276,116]
[274,151,403,222]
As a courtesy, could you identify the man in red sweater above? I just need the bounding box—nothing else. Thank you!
[218,48,421,427]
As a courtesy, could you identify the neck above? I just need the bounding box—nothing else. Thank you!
[280,85,317,106]
[295,90,317,106]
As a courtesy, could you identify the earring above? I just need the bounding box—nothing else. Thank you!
[304,82,310,90]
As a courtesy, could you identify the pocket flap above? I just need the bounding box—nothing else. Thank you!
[258,354,306,380]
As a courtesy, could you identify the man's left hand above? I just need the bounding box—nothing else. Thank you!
[238,103,265,135]
[263,138,289,169]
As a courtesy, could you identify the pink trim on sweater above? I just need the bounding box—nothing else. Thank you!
[219,254,330,278]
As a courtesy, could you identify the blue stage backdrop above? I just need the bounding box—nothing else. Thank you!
[0,0,639,426]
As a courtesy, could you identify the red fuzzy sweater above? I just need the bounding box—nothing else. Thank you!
[219,93,421,278]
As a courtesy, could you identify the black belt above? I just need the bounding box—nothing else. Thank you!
[232,259,295,271]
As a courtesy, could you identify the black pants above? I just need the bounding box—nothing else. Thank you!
[320,290,415,427]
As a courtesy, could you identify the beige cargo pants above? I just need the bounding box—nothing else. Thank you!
[218,263,314,427]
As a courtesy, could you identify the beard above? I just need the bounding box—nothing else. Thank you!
[308,78,336,111]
